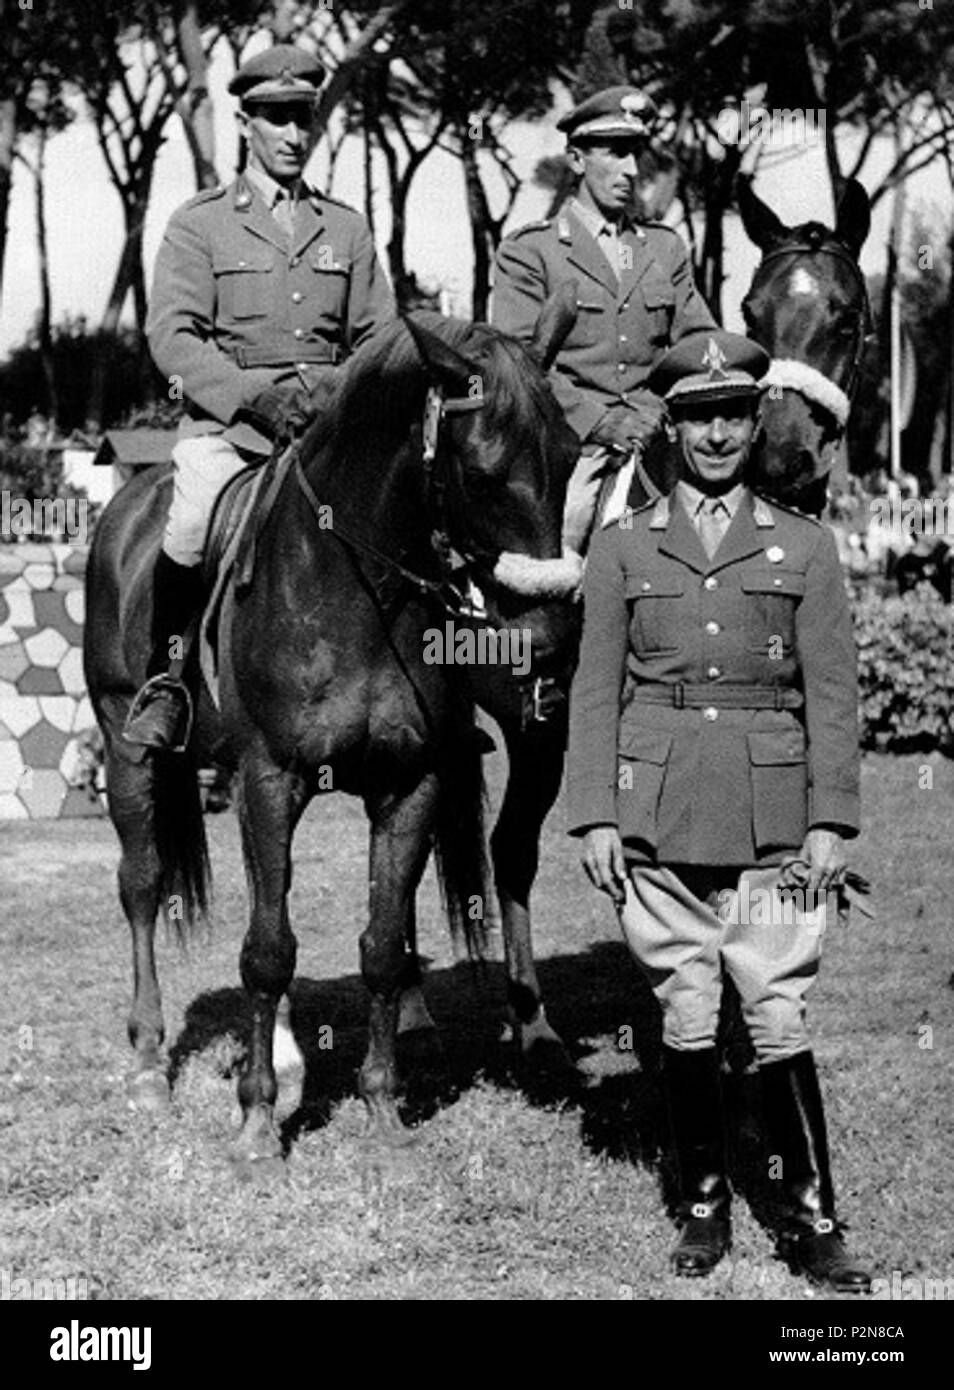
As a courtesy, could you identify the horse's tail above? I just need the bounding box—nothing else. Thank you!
[433,718,489,961]
[154,750,210,942]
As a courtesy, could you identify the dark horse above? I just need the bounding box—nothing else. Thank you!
[467,179,876,1053]
[737,174,873,514]
[84,305,580,1164]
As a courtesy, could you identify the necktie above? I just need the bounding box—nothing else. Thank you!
[698,497,729,559]
[597,223,620,279]
[273,189,296,238]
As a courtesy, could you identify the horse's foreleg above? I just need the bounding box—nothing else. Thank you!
[233,755,306,1169]
[108,745,169,1111]
[397,903,437,1036]
[361,775,438,1140]
[493,724,568,1059]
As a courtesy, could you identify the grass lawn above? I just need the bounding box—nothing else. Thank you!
[1,752,952,1300]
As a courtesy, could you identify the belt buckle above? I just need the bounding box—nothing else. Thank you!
[673,682,685,710]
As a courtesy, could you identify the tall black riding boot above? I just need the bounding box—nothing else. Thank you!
[663,1046,732,1277]
[760,1050,871,1293]
[123,552,205,752]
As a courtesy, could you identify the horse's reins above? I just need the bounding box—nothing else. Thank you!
[745,239,874,433]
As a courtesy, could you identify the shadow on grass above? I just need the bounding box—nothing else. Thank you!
[165,940,775,1225]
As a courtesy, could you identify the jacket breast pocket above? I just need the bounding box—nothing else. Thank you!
[213,252,274,321]
[747,729,808,855]
[740,568,805,656]
[625,575,685,654]
[617,725,674,849]
[306,250,350,318]
[640,273,676,344]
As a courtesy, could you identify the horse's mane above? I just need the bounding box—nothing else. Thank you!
[303,314,560,492]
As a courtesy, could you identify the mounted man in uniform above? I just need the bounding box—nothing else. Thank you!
[568,330,871,1293]
[124,44,394,752]
[492,86,716,554]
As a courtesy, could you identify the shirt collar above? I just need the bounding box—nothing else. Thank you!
[677,479,746,520]
[568,196,622,239]
[245,165,303,208]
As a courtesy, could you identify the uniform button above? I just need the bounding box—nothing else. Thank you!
[238,259,247,268]
[291,290,303,304]
[773,577,783,587]
[704,575,718,590]
[296,363,308,373]
[620,334,628,343]
[618,363,626,372]
[707,666,720,679]
[293,327,305,339]
[703,707,719,722]
[705,620,720,636]
[290,256,300,267]
[641,581,651,592]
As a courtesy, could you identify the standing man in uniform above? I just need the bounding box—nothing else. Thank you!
[568,330,871,1292]
[124,44,394,752]
[492,87,715,554]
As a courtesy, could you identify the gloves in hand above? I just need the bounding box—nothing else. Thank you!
[591,391,667,456]
[244,384,318,444]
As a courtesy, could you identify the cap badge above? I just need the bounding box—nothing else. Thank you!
[702,338,728,378]
[766,546,785,563]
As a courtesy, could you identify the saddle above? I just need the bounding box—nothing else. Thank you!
[198,443,298,706]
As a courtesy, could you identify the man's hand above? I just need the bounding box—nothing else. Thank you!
[581,824,629,907]
[591,393,667,457]
[244,384,318,444]
[800,827,847,894]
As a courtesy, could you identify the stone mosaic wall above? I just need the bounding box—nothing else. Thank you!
[0,543,103,819]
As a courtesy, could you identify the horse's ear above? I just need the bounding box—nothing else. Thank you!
[402,314,481,394]
[835,178,871,258]
[737,174,786,250]
[529,279,579,372]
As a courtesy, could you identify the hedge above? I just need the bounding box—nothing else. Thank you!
[853,581,954,754]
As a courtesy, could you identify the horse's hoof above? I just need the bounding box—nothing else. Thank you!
[230,1151,286,1186]
[516,1009,575,1070]
[397,984,437,1036]
[365,1101,418,1149]
[127,1069,171,1113]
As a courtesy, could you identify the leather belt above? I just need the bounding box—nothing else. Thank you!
[232,343,340,368]
[630,681,804,711]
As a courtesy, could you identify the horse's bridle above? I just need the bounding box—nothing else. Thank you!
[294,382,490,623]
[744,238,874,429]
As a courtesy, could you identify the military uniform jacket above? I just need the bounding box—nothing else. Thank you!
[566,489,861,866]
[146,176,394,452]
[492,206,715,443]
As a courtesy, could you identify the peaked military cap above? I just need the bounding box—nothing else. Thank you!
[650,330,770,408]
[557,86,657,142]
[229,44,326,103]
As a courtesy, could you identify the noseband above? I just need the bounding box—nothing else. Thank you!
[745,240,874,436]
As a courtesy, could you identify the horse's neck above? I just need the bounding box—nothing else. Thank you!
[295,366,429,544]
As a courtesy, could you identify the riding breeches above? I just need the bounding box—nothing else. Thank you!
[617,864,831,1062]
[162,436,263,567]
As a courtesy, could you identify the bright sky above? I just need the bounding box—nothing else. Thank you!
[2,42,951,362]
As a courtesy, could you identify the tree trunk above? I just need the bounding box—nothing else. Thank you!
[33,128,58,424]
[175,0,217,189]
[92,182,154,426]
[698,148,740,322]
[461,138,493,322]
[0,96,17,314]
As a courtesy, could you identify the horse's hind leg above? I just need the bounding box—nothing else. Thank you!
[233,753,306,1170]
[107,743,169,1110]
[493,722,569,1062]
[361,775,438,1140]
